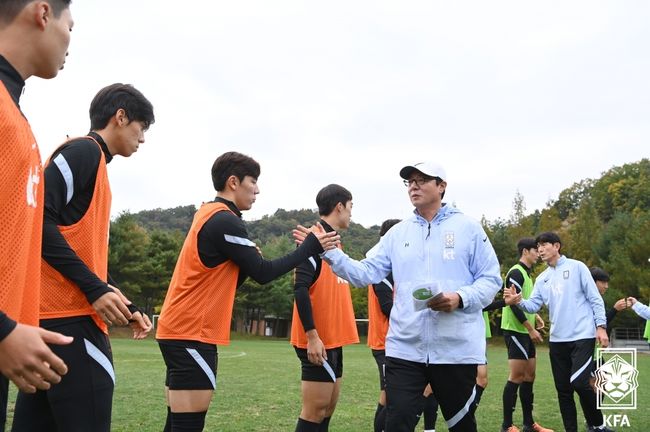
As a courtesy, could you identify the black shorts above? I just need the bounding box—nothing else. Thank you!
[372,349,387,390]
[12,316,114,432]
[504,330,536,360]
[294,346,343,382]
[158,339,218,391]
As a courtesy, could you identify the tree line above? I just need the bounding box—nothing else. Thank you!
[108,159,650,335]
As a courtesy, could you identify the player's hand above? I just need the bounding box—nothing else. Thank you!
[108,284,132,305]
[306,330,327,365]
[534,314,545,330]
[292,225,310,245]
[129,311,153,340]
[92,291,131,326]
[613,298,627,311]
[626,297,638,307]
[314,230,340,251]
[427,292,461,312]
[596,326,609,348]
[528,328,543,343]
[0,323,72,393]
[503,286,522,305]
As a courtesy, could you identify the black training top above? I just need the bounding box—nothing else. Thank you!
[373,274,394,319]
[483,262,529,325]
[197,197,324,288]
[0,55,24,107]
[42,133,116,305]
[292,220,336,332]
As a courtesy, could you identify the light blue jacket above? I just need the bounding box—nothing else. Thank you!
[518,256,607,342]
[632,302,650,320]
[322,205,501,364]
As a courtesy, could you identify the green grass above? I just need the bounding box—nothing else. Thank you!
[6,338,650,431]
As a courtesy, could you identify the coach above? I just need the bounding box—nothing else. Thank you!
[320,161,502,432]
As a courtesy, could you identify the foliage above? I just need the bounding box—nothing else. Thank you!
[108,212,184,316]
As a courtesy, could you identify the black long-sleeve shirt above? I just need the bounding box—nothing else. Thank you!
[0,55,25,341]
[483,262,531,324]
[373,274,394,319]
[293,220,337,332]
[42,133,116,304]
[197,197,324,287]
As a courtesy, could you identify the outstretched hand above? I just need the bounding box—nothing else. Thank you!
[503,285,522,305]
[293,222,340,251]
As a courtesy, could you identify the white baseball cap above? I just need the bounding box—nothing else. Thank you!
[399,162,447,181]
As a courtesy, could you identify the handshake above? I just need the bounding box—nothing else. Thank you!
[503,285,521,305]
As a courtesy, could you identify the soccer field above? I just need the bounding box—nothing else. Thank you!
[6,338,650,431]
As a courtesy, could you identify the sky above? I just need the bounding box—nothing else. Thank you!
[21,1,650,228]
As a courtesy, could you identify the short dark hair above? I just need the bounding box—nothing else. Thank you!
[379,219,401,237]
[517,237,537,256]
[436,178,446,200]
[89,83,155,131]
[535,231,562,251]
[0,0,71,25]
[316,184,352,216]
[590,267,610,282]
[211,152,260,191]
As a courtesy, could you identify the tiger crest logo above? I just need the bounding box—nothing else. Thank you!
[594,349,639,410]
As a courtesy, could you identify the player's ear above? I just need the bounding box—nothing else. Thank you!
[226,175,239,190]
[32,1,52,30]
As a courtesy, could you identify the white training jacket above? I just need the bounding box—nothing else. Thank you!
[518,256,607,342]
[322,205,502,364]
[632,301,650,321]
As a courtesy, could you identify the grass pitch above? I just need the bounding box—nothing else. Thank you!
[6,337,650,431]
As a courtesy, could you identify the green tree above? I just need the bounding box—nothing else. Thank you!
[108,212,149,303]
[567,198,602,267]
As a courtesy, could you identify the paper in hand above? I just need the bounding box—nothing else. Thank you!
[412,282,442,311]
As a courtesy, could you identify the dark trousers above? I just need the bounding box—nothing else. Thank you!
[549,339,603,432]
[0,374,8,431]
[11,317,114,432]
[385,357,478,432]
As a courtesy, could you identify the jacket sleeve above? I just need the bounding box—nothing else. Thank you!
[321,242,391,287]
[580,263,607,327]
[456,226,503,312]
[632,302,650,321]
[519,279,545,314]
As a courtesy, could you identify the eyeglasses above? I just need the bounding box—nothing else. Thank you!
[403,177,436,187]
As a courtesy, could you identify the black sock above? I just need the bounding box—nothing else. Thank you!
[423,394,438,429]
[474,384,485,410]
[295,418,320,432]
[171,411,207,432]
[502,381,520,428]
[318,416,331,431]
[520,381,534,427]
[163,406,172,432]
[374,404,386,432]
